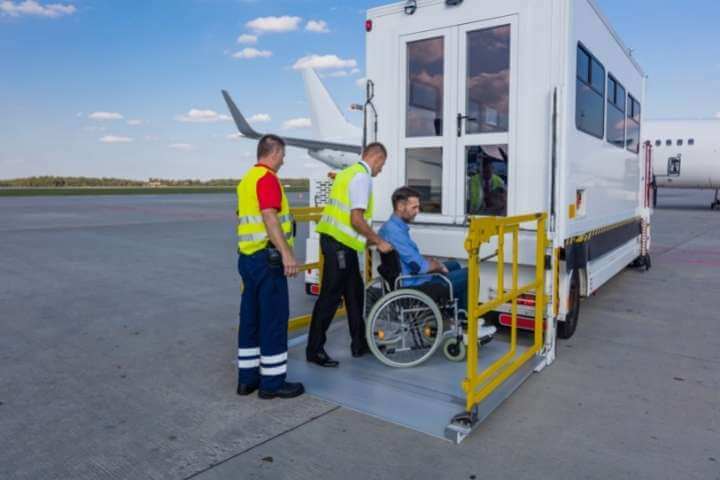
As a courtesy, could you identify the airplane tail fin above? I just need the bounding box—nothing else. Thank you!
[302,68,361,142]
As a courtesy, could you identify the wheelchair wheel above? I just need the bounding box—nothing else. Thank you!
[442,336,466,362]
[366,289,443,368]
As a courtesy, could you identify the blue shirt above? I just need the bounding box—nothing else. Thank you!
[378,214,428,287]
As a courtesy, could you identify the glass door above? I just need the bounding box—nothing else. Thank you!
[399,27,456,224]
[455,18,517,221]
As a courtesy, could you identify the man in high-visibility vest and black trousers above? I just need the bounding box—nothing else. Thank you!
[306,142,394,367]
[236,134,304,399]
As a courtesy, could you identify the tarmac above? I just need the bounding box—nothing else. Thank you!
[0,189,718,480]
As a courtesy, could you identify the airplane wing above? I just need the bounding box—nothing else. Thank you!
[221,90,362,155]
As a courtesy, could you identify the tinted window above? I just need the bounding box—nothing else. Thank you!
[688,138,695,146]
[655,140,661,147]
[666,139,672,146]
[465,25,511,134]
[577,48,590,83]
[406,148,443,213]
[590,59,605,95]
[406,37,444,137]
[606,74,625,148]
[626,94,641,153]
[576,45,605,139]
[677,139,683,146]
[465,144,508,216]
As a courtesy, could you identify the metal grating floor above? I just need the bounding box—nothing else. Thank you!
[288,322,533,441]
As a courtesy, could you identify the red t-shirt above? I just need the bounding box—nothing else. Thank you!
[255,164,282,211]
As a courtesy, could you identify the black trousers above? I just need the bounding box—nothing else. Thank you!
[306,234,367,357]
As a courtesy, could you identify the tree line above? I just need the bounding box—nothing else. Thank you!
[0,176,309,189]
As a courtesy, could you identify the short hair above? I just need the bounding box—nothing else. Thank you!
[391,186,421,210]
[362,142,387,159]
[257,134,285,160]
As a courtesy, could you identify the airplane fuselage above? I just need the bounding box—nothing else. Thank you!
[644,119,720,189]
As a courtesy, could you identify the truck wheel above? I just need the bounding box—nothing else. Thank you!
[557,271,580,339]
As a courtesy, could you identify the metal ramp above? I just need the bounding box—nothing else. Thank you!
[288,325,538,443]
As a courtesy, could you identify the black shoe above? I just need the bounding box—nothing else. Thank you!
[258,381,305,399]
[236,383,259,396]
[351,344,370,358]
[306,351,339,368]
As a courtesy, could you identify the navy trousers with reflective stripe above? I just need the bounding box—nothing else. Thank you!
[237,250,289,391]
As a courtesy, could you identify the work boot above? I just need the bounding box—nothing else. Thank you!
[236,383,259,396]
[258,381,305,399]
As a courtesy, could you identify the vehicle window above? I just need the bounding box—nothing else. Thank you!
[688,138,695,146]
[465,144,508,217]
[606,74,625,148]
[575,44,605,139]
[626,94,641,153]
[406,37,444,137]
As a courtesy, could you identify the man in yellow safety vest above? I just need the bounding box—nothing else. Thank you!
[236,134,304,399]
[306,142,394,367]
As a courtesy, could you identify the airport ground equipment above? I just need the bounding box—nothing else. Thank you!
[365,0,653,341]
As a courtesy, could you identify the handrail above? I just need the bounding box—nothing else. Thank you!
[462,213,547,414]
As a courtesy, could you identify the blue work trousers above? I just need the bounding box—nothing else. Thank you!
[237,249,289,392]
[430,261,468,311]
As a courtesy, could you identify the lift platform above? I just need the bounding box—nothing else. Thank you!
[287,208,554,444]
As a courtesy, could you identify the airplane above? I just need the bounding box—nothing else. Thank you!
[644,119,720,210]
[221,68,362,170]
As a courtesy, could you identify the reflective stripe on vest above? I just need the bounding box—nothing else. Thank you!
[236,166,295,255]
[316,163,374,251]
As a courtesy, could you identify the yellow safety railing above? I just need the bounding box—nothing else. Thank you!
[287,206,346,332]
[462,212,547,413]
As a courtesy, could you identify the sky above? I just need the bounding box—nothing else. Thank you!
[1,0,719,180]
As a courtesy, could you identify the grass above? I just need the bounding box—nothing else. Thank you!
[0,185,308,197]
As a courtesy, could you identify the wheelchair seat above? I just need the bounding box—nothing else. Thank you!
[377,251,450,305]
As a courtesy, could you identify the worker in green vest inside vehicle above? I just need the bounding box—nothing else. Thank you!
[306,143,394,368]
[469,157,507,215]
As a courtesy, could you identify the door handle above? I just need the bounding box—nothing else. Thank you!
[457,113,477,137]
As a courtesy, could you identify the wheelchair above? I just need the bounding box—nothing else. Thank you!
[364,251,494,368]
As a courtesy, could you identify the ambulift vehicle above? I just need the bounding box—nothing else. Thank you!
[227,0,654,443]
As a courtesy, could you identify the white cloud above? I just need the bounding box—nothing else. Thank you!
[83,125,106,132]
[126,119,143,126]
[715,112,720,119]
[248,113,271,123]
[305,20,329,33]
[99,135,133,144]
[236,34,258,44]
[232,47,272,59]
[169,143,193,151]
[293,54,357,71]
[325,70,349,78]
[175,109,230,123]
[227,133,243,140]
[356,77,367,89]
[351,68,360,75]
[246,15,301,34]
[0,0,76,18]
[89,111,123,121]
[282,117,312,130]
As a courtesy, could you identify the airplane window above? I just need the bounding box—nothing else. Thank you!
[688,138,695,146]
[655,140,661,147]
[666,139,672,146]
[677,139,683,146]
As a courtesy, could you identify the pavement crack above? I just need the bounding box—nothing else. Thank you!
[181,405,341,480]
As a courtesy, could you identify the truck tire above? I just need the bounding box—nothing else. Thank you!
[557,271,580,339]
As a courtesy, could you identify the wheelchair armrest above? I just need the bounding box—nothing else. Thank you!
[395,273,454,300]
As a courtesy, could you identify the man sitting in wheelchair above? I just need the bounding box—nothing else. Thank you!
[370,186,496,367]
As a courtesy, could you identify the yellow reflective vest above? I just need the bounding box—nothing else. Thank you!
[316,163,374,251]
[236,165,294,255]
